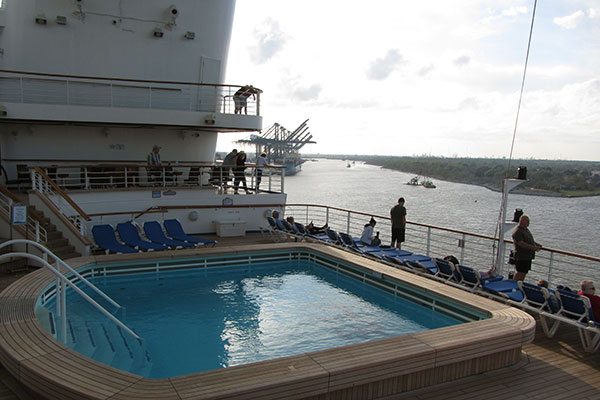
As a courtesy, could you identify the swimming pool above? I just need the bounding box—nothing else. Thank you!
[38,253,471,378]
[1,243,536,399]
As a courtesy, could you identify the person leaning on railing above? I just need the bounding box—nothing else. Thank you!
[147,144,162,184]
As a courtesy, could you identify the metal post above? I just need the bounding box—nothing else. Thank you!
[346,212,351,235]
[460,233,466,265]
[426,227,431,257]
[547,252,555,287]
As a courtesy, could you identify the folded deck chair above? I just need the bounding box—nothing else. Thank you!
[518,281,561,337]
[92,224,140,254]
[556,289,600,352]
[143,221,195,249]
[117,222,168,251]
[164,219,216,246]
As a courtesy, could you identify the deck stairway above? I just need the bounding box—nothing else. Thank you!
[30,207,81,260]
[41,309,153,377]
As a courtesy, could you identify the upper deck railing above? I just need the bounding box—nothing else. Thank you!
[27,162,285,193]
[284,203,600,290]
[0,69,261,116]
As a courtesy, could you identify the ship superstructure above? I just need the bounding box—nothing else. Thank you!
[0,0,261,171]
[0,0,286,259]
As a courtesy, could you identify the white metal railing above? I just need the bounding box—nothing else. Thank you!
[0,190,47,243]
[0,70,261,116]
[29,163,285,193]
[0,240,139,343]
[30,167,89,236]
[284,204,600,290]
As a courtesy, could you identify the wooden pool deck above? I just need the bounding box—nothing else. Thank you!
[0,234,598,399]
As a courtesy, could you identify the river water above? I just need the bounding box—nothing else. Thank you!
[285,158,600,259]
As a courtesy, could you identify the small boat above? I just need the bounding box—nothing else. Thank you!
[421,178,436,188]
[406,176,420,186]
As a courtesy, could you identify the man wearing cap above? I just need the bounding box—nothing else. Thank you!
[147,145,162,184]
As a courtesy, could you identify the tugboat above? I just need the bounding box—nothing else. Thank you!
[421,178,437,188]
[406,176,420,186]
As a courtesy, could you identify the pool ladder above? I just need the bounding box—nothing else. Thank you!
[0,239,140,343]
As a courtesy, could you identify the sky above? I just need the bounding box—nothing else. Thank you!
[217,0,600,161]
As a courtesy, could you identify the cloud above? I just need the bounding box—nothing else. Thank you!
[290,84,322,102]
[418,64,435,77]
[501,6,528,17]
[553,10,585,29]
[453,55,471,66]
[366,49,405,80]
[249,18,288,64]
[589,8,599,19]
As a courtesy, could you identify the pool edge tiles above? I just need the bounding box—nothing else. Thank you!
[0,242,536,400]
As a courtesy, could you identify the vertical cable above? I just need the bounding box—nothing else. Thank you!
[494,0,538,266]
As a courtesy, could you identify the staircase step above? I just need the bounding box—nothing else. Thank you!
[46,238,68,248]
[46,231,62,241]
[60,252,82,260]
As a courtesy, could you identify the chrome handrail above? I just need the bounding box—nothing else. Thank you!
[0,240,138,343]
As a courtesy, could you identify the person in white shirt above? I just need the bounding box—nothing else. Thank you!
[255,152,268,191]
[360,218,380,246]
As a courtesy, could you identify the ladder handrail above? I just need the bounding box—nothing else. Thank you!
[0,252,139,342]
[0,239,120,309]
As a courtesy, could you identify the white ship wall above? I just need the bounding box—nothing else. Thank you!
[0,0,236,83]
[1,123,217,169]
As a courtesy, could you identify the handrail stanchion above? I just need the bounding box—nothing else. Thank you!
[346,212,351,235]
[460,233,466,265]
[426,227,431,257]
[548,252,555,287]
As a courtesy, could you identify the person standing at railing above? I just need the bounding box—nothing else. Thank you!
[222,149,238,188]
[233,85,259,114]
[147,144,162,184]
[390,197,407,249]
[512,215,542,281]
[233,151,249,194]
[255,152,268,191]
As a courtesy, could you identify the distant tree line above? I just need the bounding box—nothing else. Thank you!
[341,156,600,196]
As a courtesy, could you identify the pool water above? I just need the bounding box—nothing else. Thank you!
[44,260,462,378]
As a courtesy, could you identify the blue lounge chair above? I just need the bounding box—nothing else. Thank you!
[456,264,523,302]
[325,229,344,245]
[164,219,217,246]
[266,217,297,240]
[143,221,195,249]
[434,258,461,282]
[92,224,140,254]
[117,222,168,251]
[556,289,600,352]
[518,281,561,337]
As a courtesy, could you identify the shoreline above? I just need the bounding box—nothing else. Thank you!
[378,166,599,198]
